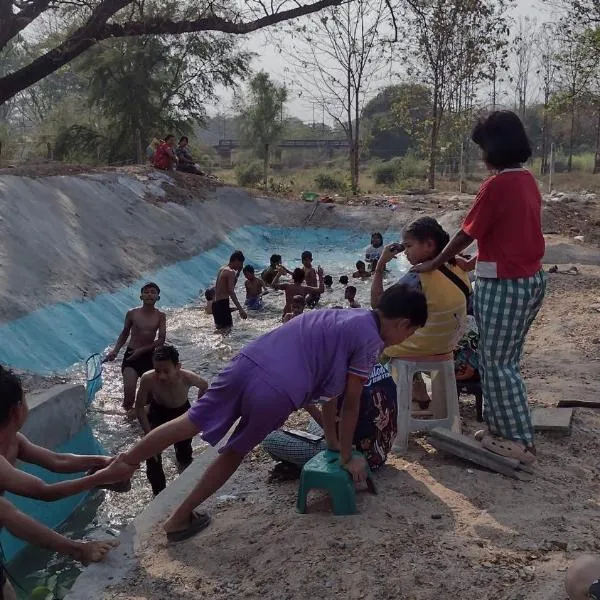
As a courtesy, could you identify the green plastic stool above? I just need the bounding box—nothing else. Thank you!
[296,449,376,515]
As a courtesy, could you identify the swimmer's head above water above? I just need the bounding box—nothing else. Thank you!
[301,251,313,268]
[371,232,383,248]
[152,344,181,382]
[345,285,357,301]
[204,287,215,302]
[269,254,282,267]
[242,265,256,280]
[229,250,245,272]
[323,275,333,288]
[140,282,160,305]
[339,275,349,286]
[291,295,306,316]
[292,268,305,284]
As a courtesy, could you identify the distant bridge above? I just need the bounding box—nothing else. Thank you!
[214,138,349,151]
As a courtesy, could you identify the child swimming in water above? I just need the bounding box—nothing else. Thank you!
[345,286,361,308]
[243,265,267,311]
[323,275,333,291]
[272,266,324,316]
[204,288,215,315]
[353,261,371,279]
[366,232,384,271]
[282,295,306,323]
[339,275,349,286]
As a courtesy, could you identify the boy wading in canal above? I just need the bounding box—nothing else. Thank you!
[0,366,120,599]
[135,345,208,496]
[105,282,166,417]
[98,285,428,542]
[213,250,247,331]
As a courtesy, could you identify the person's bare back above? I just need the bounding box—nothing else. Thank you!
[215,266,237,302]
[245,277,265,299]
[142,369,207,410]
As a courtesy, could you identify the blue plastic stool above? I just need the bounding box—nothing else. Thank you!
[296,449,375,515]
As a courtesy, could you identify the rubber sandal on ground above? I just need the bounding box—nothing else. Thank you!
[480,434,536,465]
[166,510,211,542]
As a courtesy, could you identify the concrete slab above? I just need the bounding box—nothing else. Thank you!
[22,384,87,448]
[429,437,532,481]
[532,407,573,433]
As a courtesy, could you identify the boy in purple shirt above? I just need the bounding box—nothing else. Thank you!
[98,284,427,542]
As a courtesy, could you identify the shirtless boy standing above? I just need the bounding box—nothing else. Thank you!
[272,266,324,316]
[301,251,321,308]
[243,265,267,311]
[0,366,120,599]
[135,345,208,496]
[213,251,247,331]
[106,282,166,416]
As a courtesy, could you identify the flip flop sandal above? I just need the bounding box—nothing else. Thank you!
[166,510,211,543]
[480,434,536,465]
[566,266,579,274]
[548,265,558,273]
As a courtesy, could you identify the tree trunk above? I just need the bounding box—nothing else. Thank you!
[568,102,575,173]
[540,102,549,175]
[263,143,269,184]
[594,109,600,175]
[352,92,360,195]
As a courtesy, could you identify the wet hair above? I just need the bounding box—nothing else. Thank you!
[404,217,454,264]
[165,134,175,142]
[301,251,312,262]
[242,265,255,275]
[153,344,179,365]
[0,366,23,426]
[371,232,383,245]
[270,254,282,266]
[377,284,428,328]
[230,250,245,263]
[292,268,305,283]
[141,282,160,294]
[345,285,357,298]
[471,110,532,169]
[323,275,333,286]
[339,275,349,285]
[179,136,188,144]
[204,287,215,301]
[356,260,366,270]
[291,295,306,307]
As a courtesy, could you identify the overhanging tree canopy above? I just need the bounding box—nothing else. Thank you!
[0,0,343,106]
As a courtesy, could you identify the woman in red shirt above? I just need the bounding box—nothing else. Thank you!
[413,111,545,465]
[151,134,176,170]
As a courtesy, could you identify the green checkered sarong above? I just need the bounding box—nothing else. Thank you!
[473,271,546,446]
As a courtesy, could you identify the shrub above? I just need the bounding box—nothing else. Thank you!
[235,161,264,187]
[399,153,428,179]
[314,172,346,192]
[373,158,402,184]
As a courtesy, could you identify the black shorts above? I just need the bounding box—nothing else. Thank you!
[212,298,233,330]
[148,398,191,428]
[121,347,154,377]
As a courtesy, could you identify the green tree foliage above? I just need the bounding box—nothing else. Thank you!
[238,72,288,183]
[365,83,432,160]
[77,34,250,163]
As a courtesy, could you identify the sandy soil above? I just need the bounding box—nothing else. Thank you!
[98,257,600,600]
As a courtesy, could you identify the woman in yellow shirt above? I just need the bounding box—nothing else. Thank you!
[371,217,471,408]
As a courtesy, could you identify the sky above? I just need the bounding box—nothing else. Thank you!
[207,0,558,123]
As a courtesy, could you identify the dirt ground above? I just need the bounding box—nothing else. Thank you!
[99,247,600,600]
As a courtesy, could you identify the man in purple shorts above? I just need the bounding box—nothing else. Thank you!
[98,284,427,542]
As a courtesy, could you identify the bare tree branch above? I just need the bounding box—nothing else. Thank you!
[0,0,343,105]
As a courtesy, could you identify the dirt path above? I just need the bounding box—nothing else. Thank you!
[103,258,600,600]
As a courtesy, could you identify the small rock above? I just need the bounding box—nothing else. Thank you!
[431,513,443,520]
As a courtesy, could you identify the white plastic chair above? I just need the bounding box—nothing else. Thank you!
[390,354,461,452]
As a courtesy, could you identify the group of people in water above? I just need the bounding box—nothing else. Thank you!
[0,110,548,600]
